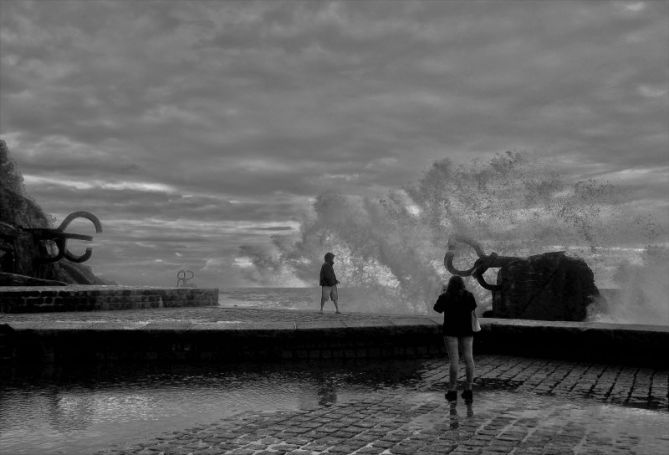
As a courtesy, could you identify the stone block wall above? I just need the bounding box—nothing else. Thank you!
[475,318,669,368]
[2,325,445,364]
[0,286,218,312]
[2,318,667,367]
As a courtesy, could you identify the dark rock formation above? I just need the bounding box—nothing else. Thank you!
[487,252,599,321]
[0,139,109,285]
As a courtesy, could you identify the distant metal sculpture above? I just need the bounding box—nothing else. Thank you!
[176,269,195,287]
[444,234,516,291]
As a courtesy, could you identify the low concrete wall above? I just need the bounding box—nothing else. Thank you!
[1,316,667,367]
[476,318,669,368]
[0,286,219,312]
[1,324,444,364]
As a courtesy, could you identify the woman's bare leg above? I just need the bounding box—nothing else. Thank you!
[460,336,475,390]
[445,336,460,391]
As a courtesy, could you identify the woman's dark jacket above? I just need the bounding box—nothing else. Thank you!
[433,290,477,336]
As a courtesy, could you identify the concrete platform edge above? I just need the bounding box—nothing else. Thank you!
[2,315,667,367]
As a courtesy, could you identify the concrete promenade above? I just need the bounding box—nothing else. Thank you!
[2,307,669,454]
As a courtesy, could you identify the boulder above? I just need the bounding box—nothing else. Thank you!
[487,252,599,321]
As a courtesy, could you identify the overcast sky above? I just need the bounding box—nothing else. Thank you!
[1,0,667,287]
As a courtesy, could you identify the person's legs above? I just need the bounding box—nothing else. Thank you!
[331,285,340,313]
[460,336,475,403]
[320,286,330,313]
[460,336,475,389]
[445,336,459,400]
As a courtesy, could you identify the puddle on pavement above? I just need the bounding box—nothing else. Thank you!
[0,359,423,455]
[1,360,667,455]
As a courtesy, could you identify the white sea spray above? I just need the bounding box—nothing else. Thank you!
[239,152,668,323]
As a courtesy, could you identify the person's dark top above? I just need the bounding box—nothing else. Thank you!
[433,290,477,336]
[319,262,338,287]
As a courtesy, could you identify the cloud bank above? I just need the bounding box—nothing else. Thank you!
[1,0,667,287]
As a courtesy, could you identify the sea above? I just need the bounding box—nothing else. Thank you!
[218,287,322,310]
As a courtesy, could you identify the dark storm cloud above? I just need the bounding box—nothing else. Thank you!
[1,0,667,286]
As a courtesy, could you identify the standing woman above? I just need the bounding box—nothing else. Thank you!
[433,275,477,404]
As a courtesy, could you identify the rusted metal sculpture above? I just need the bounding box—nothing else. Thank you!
[444,234,516,291]
[0,211,103,285]
[444,234,599,321]
[26,211,103,263]
[1,140,108,285]
[1,211,102,265]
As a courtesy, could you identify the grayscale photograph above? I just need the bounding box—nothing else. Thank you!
[1,1,668,454]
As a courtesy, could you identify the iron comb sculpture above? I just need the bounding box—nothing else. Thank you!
[443,234,599,321]
[27,211,103,263]
[1,211,103,286]
[444,234,517,291]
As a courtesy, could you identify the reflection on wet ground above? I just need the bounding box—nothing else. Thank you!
[448,401,475,429]
[0,359,422,455]
[400,390,669,455]
[1,357,667,455]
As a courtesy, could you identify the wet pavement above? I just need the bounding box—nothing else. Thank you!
[2,307,668,454]
[88,354,669,455]
[96,390,669,455]
[85,351,668,455]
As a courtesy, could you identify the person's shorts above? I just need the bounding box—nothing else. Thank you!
[321,285,338,301]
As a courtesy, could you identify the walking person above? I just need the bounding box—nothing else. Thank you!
[433,275,477,404]
[319,252,340,314]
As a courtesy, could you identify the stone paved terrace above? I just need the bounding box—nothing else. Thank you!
[94,377,669,455]
[2,307,669,454]
[93,357,669,455]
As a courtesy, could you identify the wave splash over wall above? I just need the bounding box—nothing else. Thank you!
[240,152,668,324]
